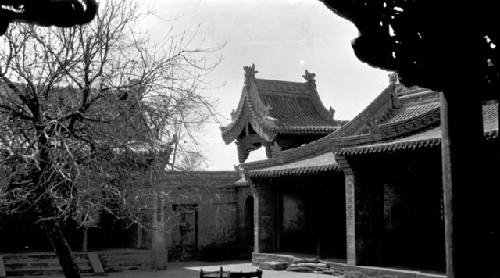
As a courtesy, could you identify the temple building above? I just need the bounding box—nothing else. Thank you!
[225,66,499,277]
[221,64,344,163]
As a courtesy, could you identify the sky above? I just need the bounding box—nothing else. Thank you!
[140,0,390,170]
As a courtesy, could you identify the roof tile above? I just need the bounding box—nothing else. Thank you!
[255,79,337,132]
[260,94,336,131]
[381,102,440,125]
[247,152,340,178]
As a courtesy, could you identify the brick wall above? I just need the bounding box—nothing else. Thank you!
[156,171,251,261]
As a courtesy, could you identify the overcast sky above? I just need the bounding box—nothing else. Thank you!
[141,0,389,170]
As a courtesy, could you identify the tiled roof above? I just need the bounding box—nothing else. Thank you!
[381,102,440,125]
[483,100,498,131]
[254,79,307,95]
[337,127,442,155]
[240,73,498,177]
[252,79,338,134]
[338,101,498,155]
[259,86,336,133]
[247,152,340,178]
[221,71,338,144]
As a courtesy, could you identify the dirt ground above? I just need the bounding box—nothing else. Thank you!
[105,261,339,278]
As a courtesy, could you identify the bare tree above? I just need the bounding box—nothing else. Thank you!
[0,1,221,277]
[175,151,208,171]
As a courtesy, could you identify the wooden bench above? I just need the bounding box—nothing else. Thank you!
[200,267,262,278]
[200,267,229,278]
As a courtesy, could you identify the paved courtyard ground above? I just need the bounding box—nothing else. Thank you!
[105,260,339,278]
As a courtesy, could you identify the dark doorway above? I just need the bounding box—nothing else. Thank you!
[244,195,254,250]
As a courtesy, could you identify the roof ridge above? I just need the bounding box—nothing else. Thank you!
[330,84,395,138]
[255,78,306,85]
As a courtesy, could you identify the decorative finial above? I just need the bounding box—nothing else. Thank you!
[389,72,399,84]
[329,106,335,119]
[243,64,258,80]
[303,70,316,88]
[230,109,237,121]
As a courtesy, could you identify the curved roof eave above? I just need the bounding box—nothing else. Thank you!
[221,80,279,144]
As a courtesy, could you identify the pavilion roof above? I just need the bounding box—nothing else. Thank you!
[221,66,338,144]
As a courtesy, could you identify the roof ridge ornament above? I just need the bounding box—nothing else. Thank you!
[389,72,403,108]
[230,109,237,121]
[303,70,316,89]
[329,106,336,119]
[389,72,400,85]
[243,64,258,86]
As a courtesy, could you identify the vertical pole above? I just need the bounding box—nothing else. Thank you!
[440,91,484,278]
[81,227,88,252]
[344,165,357,266]
[136,224,142,249]
[151,194,167,269]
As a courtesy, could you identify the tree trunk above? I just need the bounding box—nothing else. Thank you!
[42,220,82,278]
[32,119,81,278]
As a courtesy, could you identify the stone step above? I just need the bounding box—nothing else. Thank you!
[6,266,94,276]
[6,267,64,276]
[3,254,88,261]
[7,275,95,278]
[4,258,90,264]
[4,258,90,265]
[2,253,98,276]
[258,261,289,271]
[6,271,97,278]
[5,262,92,270]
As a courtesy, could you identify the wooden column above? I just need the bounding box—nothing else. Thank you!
[440,91,485,278]
[338,156,383,266]
[253,184,277,253]
[343,162,358,266]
